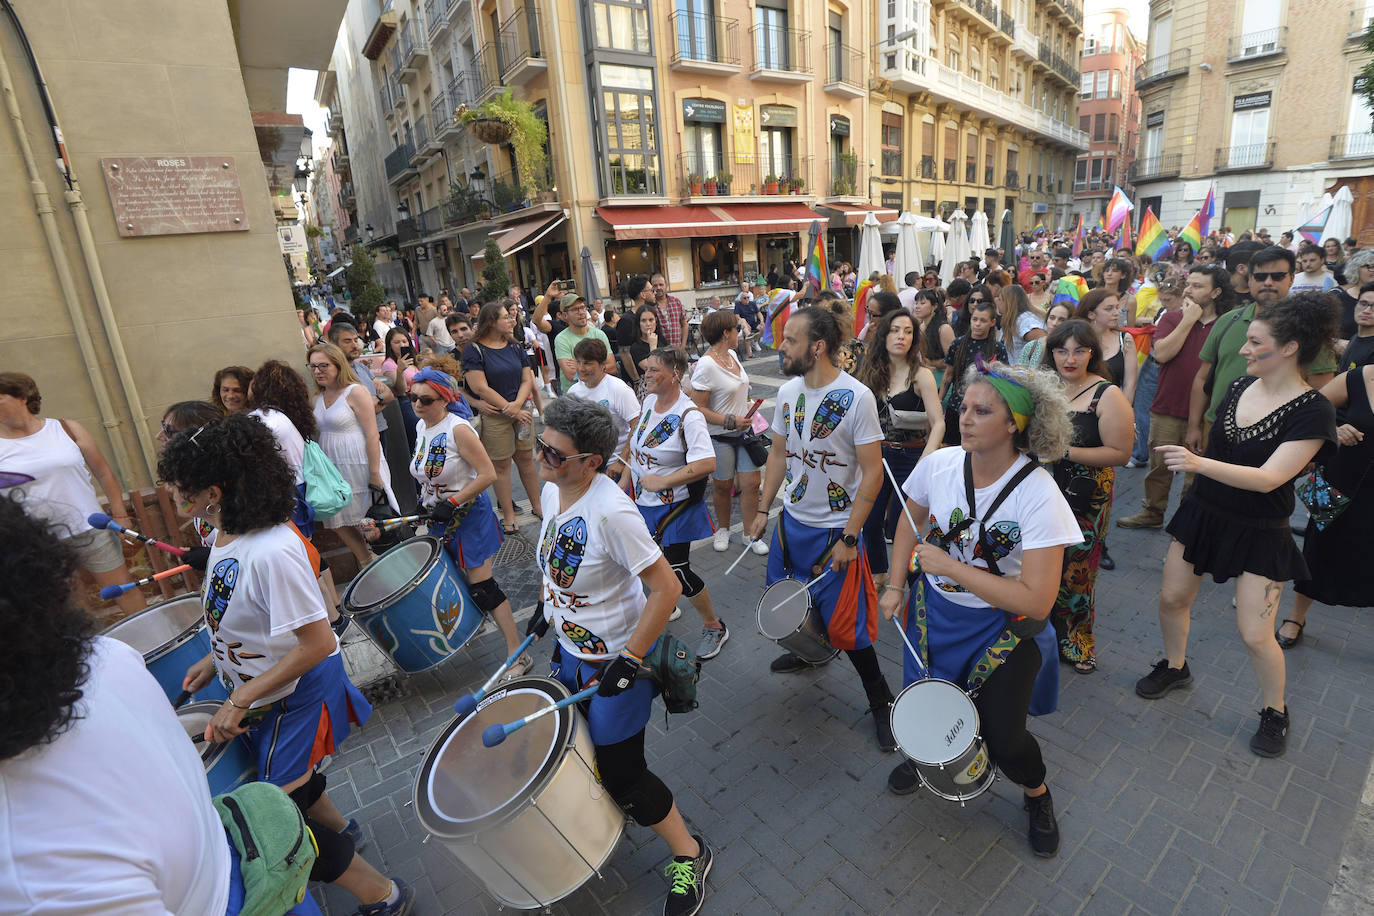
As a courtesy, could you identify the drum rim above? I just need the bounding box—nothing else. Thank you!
[340,536,444,615]
[101,593,207,661]
[755,577,815,640]
[891,677,982,765]
[178,701,244,767]
[413,675,577,836]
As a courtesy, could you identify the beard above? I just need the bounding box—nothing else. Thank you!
[781,347,814,377]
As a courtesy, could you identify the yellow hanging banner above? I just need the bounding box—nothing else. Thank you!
[732,105,755,165]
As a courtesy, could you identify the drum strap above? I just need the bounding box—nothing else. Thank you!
[777,512,841,578]
[907,577,1020,697]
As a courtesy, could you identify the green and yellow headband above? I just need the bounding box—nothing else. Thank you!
[974,353,1033,432]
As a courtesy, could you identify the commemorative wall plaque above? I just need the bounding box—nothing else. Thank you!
[101,156,250,238]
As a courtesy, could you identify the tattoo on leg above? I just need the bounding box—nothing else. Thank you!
[1260,581,1282,620]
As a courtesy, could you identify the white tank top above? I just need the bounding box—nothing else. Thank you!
[0,418,103,537]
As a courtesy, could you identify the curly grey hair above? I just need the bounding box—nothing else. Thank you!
[961,361,1073,460]
[542,396,621,468]
[1345,248,1374,278]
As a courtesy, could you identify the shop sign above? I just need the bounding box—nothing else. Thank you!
[829,116,850,136]
[1232,91,1271,111]
[760,105,797,128]
[683,99,726,122]
[881,192,902,209]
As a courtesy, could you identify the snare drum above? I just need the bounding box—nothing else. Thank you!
[101,594,229,704]
[890,678,995,805]
[414,676,624,910]
[341,536,482,673]
[177,701,257,796]
[756,577,840,665]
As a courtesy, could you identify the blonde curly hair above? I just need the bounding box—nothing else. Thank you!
[961,361,1072,460]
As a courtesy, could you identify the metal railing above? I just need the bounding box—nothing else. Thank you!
[431,91,454,136]
[1005,169,1020,189]
[829,156,862,196]
[669,10,740,66]
[1129,153,1182,181]
[1136,48,1190,86]
[1215,141,1274,171]
[485,161,555,212]
[1039,45,1079,85]
[411,116,431,158]
[1331,132,1374,160]
[396,19,427,70]
[1352,7,1374,39]
[448,71,475,109]
[343,224,361,246]
[378,82,393,116]
[1000,9,1015,37]
[825,42,864,91]
[495,6,543,80]
[1228,27,1286,61]
[425,0,454,35]
[920,156,937,179]
[385,140,417,181]
[750,24,811,74]
[472,43,501,99]
[881,149,902,178]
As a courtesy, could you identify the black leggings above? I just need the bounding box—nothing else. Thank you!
[288,771,355,883]
[662,541,705,598]
[594,729,675,828]
[972,637,1047,790]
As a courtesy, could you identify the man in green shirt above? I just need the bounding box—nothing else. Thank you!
[553,293,615,389]
[1186,247,1337,452]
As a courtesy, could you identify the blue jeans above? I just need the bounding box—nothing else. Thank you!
[862,444,922,576]
[1131,356,1158,465]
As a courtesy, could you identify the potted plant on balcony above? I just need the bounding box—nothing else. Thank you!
[715,171,732,195]
[701,174,716,196]
[688,173,703,196]
[492,178,524,213]
[763,173,779,195]
[790,176,805,195]
[457,91,549,198]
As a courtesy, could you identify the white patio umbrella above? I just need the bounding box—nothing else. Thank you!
[856,211,884,284]
[929,226,946,269]
[968,210,991,264]
[894,211,924,284]
[1325,186,1354,244]
[939,209,972,286]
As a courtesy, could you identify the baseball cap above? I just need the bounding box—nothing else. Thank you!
[560,292,586,310]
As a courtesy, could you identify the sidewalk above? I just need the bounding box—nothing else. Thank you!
[315,355,1374,915]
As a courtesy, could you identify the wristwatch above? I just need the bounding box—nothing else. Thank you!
[840,533,858,547]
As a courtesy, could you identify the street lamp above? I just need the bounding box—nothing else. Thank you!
[469,166,486,195]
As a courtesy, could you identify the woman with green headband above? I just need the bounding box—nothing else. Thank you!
[1039,320,1135,673]
[881,360,1079,857]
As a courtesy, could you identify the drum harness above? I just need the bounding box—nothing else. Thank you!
[904,453,1046,698]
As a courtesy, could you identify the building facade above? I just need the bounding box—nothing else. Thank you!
[1073,5,1142,219]
[1133,0,1374,238]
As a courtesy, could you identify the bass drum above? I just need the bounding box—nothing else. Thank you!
[413,676,624,910]
[101,594,229,704]
[177,701,256,796]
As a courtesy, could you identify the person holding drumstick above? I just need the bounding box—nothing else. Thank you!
[881,360,1081,857]
[158,415,414,915]
[528,396,713,916]
[746,306,900,752]
[407,366,530,675]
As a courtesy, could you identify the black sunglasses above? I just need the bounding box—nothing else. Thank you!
[536,435,593,469]
[1251,270,1291,282]
[408,394,440,406]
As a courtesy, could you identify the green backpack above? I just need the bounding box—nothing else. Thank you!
[214,782,317,916]
[643,632,700,714]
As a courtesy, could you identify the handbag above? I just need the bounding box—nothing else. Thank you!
[301,440,351,519]
[364,484,412,552]
[1295,467,1351,531]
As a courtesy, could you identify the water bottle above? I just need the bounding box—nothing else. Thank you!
[515,398,534,445]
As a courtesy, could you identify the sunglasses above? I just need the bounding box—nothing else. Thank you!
[968,297,987,304]
[408,394,441,406]
[1251,270,1291,282]
[536,436,593,469]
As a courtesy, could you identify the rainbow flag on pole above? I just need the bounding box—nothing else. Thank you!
[760,288,794,348]
[1096,214,1106,233]
[1105,185,1134,233]
[852,275,876,339]
[1071,213,1086,257]
[1135,206,1171,260]
[804,220,828,297]
[1117,214,1133,252]
[1178,184,1216,253]
[1033,218,1045,236]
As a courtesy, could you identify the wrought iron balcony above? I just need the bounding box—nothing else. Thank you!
[824,42,864,97]
[1214,141,1274,172]
[1136,48,1190,89]
[829,156,863,197]
[750,24,811,79]
[1128,153,1182,182]
[676,152,812,197]
[669,10,740,69]
[1227,27,1286,62]
[920,156,937,179]
[494,6,545,86]
[385,141,418,184]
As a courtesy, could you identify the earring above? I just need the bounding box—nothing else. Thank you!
[204,503,220,516]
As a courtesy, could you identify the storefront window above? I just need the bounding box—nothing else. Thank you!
[606,239,661,297]
[692,237,739,287]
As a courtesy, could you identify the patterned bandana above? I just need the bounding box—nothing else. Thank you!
[973,353,1033,432]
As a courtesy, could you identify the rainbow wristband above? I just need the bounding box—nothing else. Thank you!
[619,647,643,665]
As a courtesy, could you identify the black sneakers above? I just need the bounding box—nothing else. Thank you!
[1024,790,1060,857]
[871,701,897,753]
[888,760,920,796]
[1250,706,1290,757]
[663,834,712,916]
[1135,659,1192,699]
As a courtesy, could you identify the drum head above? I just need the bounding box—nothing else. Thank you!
[177,702,221,765]
[102,595,204,658]
[891,678,980,764]
[757,578,812,640]
[342,537,441,613]
[416,676,574,834]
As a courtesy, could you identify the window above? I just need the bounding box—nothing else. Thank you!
[970,47,981,83]
[1229,104,1270,166]
[944,125,959,179]
[692,237,738,286]
[683,122,722,180]
[1080,114,1090,133]
[594,0,651,53]
[755,1,791,71]
[600,65,661,195]
[1240,0,1280,43]
[828,22,844,82]
[1347,78,1374,155]
[1150,15,1172,75]
[1090,157,1102,187]
[675,0,718,62]
[984,138,995,186]
[1075,158,1088,189]
[990,59,1000,91]
[946,33,960,71]
[1102,158,1114,186]
[1084,36,1096,56]
[760,125,795,180]
[881,111,902,177]
[1141,121,1163,167]
[1109,70,1119,97]
[1093,113,1106,141]
[1095,71,1109,99]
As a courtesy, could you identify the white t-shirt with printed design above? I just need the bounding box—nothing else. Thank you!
[771,371,883,527]
[628,391,714,507]
[201,524,333,704]
[537,474,662,662]
[410,413,481,509]
[901,446,1080,608]
[568,374,641,455]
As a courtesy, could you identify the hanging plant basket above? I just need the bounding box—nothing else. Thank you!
[469,118,511,145]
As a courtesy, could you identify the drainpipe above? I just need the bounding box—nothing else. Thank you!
[542,6,588,289]
[0,31,138,485]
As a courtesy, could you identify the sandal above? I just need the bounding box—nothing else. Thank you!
[1275,618,1304,650]
[501,522,520,535]
[1073,657,1097,674]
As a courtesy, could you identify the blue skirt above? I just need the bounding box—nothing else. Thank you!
[550,642,660,746]
[246,652,372,787]
[765,512,878,651]
[638,499,714,547]
[439,491,503,568]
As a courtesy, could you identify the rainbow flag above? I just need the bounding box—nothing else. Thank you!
[1297,205,1332,244]
[761,288,794,347]
[1135,206,1171,260]
[1178,184,1216,253]
[1071,213,1086,256]
[1096,214,1106,233]
[853,276,876,338]
[1033,218,1045,236]
[1117,214,1133,252]
[1105,186,1134,233]
[805,220,828,297]
[1051,275,1089,308]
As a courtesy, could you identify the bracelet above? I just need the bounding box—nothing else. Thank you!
[618,647,644,665]
[882,584,906,593]
[226,697,249,710]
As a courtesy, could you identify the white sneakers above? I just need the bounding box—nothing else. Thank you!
[712,529,731,552]
[749,539,769,556]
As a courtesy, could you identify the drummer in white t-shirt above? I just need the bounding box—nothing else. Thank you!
[566,337,640,456]
[881,360,1080,858]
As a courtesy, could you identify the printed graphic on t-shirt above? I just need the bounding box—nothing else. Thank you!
[545,516,588,588]
[922,510,1023,591]
[810,389,854,439]
[827,481,852,511]
[791,394,805,438]
[418,433,448,478]
[790,472,808,502]
[639,412,681,448]
[560,619,608,655]
[204,558,240,631]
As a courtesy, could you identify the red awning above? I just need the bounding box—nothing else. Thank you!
[596,202,822,240]
[817,202,900,227]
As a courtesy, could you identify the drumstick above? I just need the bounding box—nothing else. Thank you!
[891,615,930,678]
[482,685,599,747]
[377,514,424,530]
[99,563,192,599]
[88,512,187,556]
[453,632,538,717]
[171,690,193,709]
[724,538,756,576]
[881,458,923,575]
[763,568,831,618]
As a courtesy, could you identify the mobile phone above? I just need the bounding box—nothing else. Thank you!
[559,279,576,291]
[399,347,415,361]
[743,397,765,419]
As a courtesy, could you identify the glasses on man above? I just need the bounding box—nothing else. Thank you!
[1250,270,1291,282]
[536,435,593,469]
[967,297,987,304]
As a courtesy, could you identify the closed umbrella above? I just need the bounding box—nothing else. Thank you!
[579,246,601,299]
[1325,186,1354,244]
[939,209,971,287]
[929,227,945,270]
[894,211,924,284]
[856,211,884,284]
[968,211,991,264]
[998,209,1016,261]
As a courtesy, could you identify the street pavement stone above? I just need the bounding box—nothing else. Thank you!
[312,352,1373,915]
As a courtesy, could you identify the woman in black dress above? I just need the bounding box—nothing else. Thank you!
[1138,292,1339,758]
[938,295,1008,445]
[1277,364,1374,647]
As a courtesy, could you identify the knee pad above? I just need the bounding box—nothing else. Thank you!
[670,560,705,599]
[304,815,355,883]
[607,770,674,828]
[469,578,509,615]
[287,770,327,812]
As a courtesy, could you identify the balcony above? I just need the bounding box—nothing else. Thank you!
[495,6,546,86]
[1039,45,1080,87]
[999,9,1016,39]
[676,151,813,198]
[411,116,440,162]
[385,140,417,184]
[1136,49,1190,90]
[824,42,865,98]
[1006,169,1020,190]
[361,0,397,61]
[950,0,1012,43]
[920,156,937,179]
[343,224,361,247]
[378,82,395,120]
[394,20,428,83]
[448,71,475,110]
[331,146,350,176]
[1128,152,1182,182]
[1215,141,1274,172]
[669,10,741,73]
[425,0,456,39]
[472,44,501,102]
[749,25,812,82]
[1331,132,1374,160]
[337,181,355,212]
[1227,27,1286,63]
[485,162,557,215]
[828,156,864,198]
[326,108,343,136]
[431,90,456,140]
[1011,26,1038,61]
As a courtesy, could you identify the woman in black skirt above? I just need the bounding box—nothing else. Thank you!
[1277,364,1374,647]
[1137,292,1338,759]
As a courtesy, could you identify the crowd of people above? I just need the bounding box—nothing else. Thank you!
[4,218,1370,914]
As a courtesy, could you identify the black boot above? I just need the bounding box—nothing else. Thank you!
[863,679,897,753]
[1024,788,1060,857]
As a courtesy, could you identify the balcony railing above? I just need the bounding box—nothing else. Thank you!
[411,116,431,159]
[1128,152,1183,181]
[676,152,812,196]
[824,42,864,94]
[750,24,811,76]
[378,82,393,116]
[669,10,740,67]
[829,156,863,196]
[1215,141,1274,172]
[485,162,556,213]
[881,150,903,178]
[425,0,454,37]
[1039,45,1080,86]
[431,91,455,138]
[343,224,361,247]
[1005,169,1020,190]
[448,72,475,109]
[920,156,937,179]
[472,43,501,100]
[494,6,544,84]
[999,9,1015,38]
[395,19,427,75]
[1136,48,1190,88]
[385,140,417,183]
[1228,27,1286,61]
[1331,132,1374,160]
